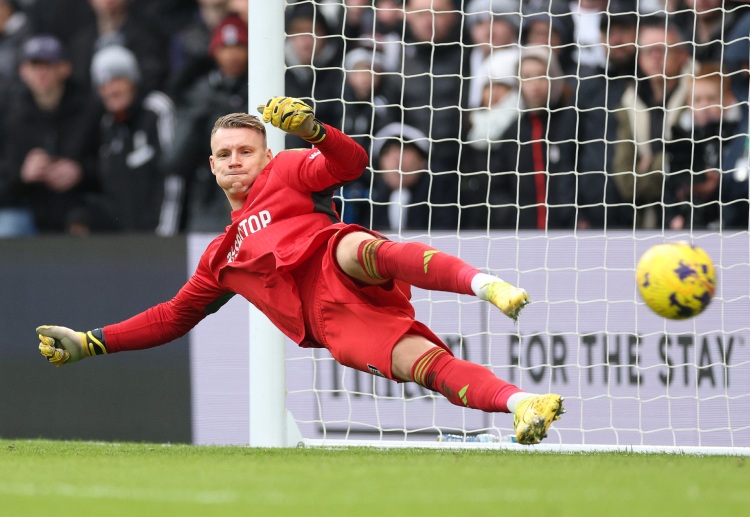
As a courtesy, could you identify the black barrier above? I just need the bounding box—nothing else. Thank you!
[0,236,191,443]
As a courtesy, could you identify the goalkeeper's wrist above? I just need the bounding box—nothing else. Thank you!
[301,120,327,144]
[82,328,108,357]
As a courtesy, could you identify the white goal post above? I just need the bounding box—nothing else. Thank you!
[187,1,750,454]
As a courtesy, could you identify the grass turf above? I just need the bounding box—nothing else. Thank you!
[0,439,747,516]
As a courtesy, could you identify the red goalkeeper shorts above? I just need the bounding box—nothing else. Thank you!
[291,225,451,381]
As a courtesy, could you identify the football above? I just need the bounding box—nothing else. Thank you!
[636,242,716,319]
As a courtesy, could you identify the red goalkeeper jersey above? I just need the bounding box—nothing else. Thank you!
[104,124,368,352]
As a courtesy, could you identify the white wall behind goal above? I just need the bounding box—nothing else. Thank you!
[189,232,750,448]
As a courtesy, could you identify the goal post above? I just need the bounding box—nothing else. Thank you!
[246,0,299,447]
[191,0,750,453]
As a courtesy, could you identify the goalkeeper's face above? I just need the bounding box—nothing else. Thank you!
[210,127,273,207]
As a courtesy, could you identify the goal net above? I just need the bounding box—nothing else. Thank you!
[191,0,750,452]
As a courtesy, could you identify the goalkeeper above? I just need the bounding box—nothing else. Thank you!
[36,97,564,444]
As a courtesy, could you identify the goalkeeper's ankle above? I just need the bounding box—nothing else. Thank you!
[471,273,504,301]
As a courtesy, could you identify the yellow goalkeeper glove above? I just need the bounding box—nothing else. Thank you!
[37,325,107,367]
[257,96,326,143]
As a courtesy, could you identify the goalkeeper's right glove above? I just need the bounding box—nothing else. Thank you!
[257,96,327,144]
[36,325,107,367]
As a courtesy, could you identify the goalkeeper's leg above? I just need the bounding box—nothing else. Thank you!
[336,231,530,320]
[392,336,564,445]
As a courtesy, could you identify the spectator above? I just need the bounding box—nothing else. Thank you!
[163,14,248,233]
[2,34,99,234]
[0,0,33,81]
[576,7,639,229]
[167,0,230,104]
[464,0,521,110]
[665,62,741,230]
[461,50,520,229]
[520,8,576,78]
[331,0,374,43]
[466,51,520,148]
[341,48,400,154]
[370,123,431,231]
[610,18,693,229]
[68,45,177,235]
[365,0,406,73]
[487,46,577,230]
[284,2,345,148]
[395,0,467,229]
[568,0,608,70]
[719,10,750,229]
[0,0,34,236]
[68,0,169,93]
[337,47,400,225]
[672,0,749,63]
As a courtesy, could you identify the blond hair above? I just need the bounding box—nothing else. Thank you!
[211,112,267,146]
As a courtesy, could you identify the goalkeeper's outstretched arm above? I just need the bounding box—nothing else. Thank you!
[36,254,234,366]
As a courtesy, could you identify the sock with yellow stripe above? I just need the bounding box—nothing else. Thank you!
[357,239,479,294]
[410,347,521,412]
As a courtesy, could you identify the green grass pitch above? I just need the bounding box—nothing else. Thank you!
[0,440,746,516]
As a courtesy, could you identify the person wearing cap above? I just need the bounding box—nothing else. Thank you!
[2,34,99,234]
[67,44,177,235]
[370,122,431,230]
[487,46,577,230]
[163,14,249,233]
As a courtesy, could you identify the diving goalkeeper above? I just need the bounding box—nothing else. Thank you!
[36,97,564,444]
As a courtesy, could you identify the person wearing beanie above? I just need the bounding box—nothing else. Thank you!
[69,44,177,235]
[370,122,432,231]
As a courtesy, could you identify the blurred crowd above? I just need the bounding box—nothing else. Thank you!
[0,0,748,237]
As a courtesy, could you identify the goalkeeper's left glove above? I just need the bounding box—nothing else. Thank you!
[257,96,326,143]
[37,325,107,367]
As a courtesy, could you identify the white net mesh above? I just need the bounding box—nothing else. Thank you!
[281,0,750,448]
[195,1,750,449]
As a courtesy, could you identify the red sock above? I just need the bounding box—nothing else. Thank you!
[357,239,479,295]
[411,347,521,412]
